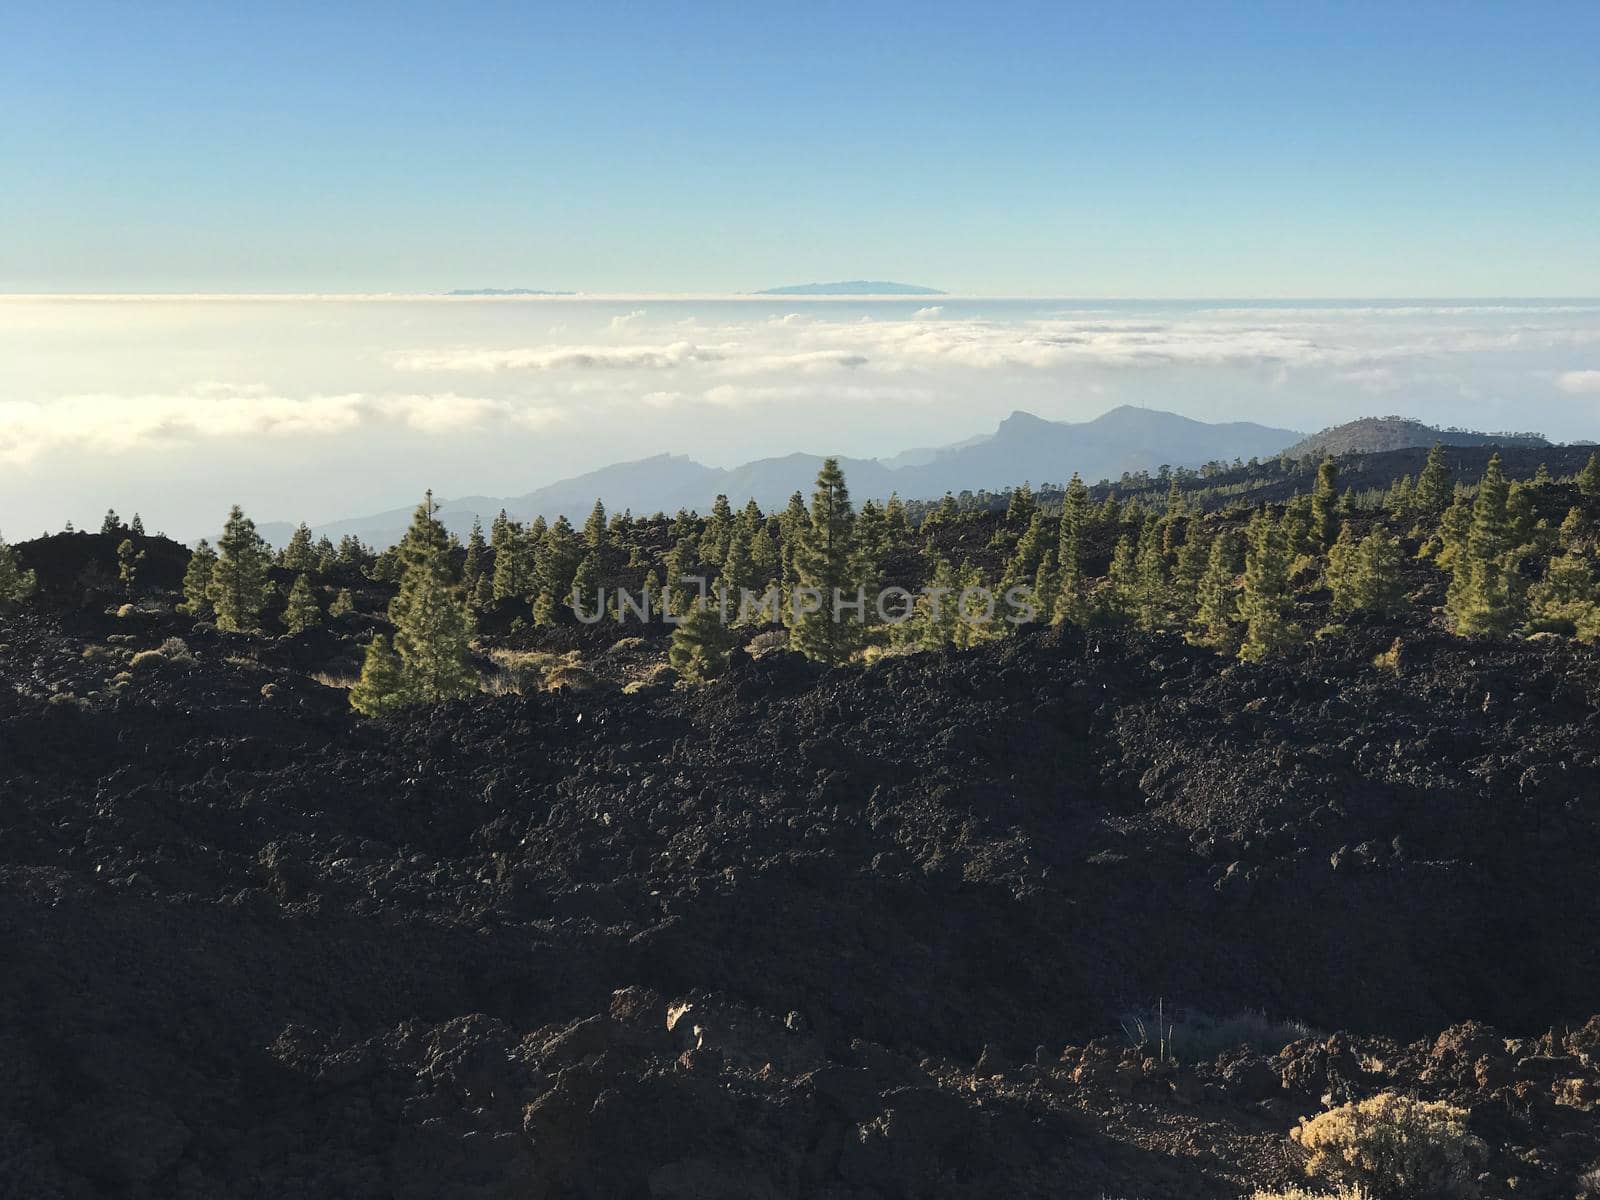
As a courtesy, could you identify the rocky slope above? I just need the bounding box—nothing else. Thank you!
[2,598,1599,1198]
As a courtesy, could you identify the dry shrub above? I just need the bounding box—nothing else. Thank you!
[744,630,789,658]
[159,637,194,664]
[1252,1187,1368,1200]
[607,636,647,653]
[1372,638,1402,673]
[1292,1092,1486,1199]
[543,663,598,692]
[129,649,167,670]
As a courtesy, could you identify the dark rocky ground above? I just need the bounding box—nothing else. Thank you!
[3,590,1600,1198]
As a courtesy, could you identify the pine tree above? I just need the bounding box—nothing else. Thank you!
[883,493,911,547]
[329,588,355,618]
[462,517,488,600]
[1525,551,1598,632]
[1310,457,1339,550]
[281,523,317,571]
[669,598,737,682]
[180,540,218,617]
[284,574,322,634]
[100,509,122,536]
[130,513,145,535]
[208,506,273,632]
[349,634,411,717]
[0,534,38,609]
[721,528,760,611]
[787,457,862,664]
[1053,473,1089,625]
[1560,506,1592,551]
[385,493,478,703]
[1172,522,1212,621]
[1414,443,1454,515]
[1446,454,1520,637]
[1006,481,1036,526]
[583,499,609,554]
[533,516,581,623]
[1433,492,1473,568]
[663,533,702,616]
[700,494,734,564]
[568,552,602,620]
[952,560,996,648]
[1325,522,1360,614]
[1579,453,1600,498]
[748,523,780,583]
[1351,529,1406,616]
[1386,474,1415,519]
[1238,510,1298,661]
[491,520,535,603]
[904,556,960,650]
[1533,462,1553,486]
[1105,533,1138,623]
[116,538,143,600]
[1029,548,1058,625]
[1131,515,1171,631]
[1189,529,1240,652]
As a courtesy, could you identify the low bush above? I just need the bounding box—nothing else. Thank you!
[745,630,789,658]
[1292,1091,1486,1199]
[129,649,167,670]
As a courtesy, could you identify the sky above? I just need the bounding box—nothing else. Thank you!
[3,1,1599,296]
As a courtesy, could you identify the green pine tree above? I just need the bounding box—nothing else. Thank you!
[583,499,609,553]
[349,634,412,717]
[1525,550,1598,633]
[1325,522,1360,614]
[1238,510,1299,661]
[208,505,273,633]
[568,552,602,620]
[1414,443,1455,515]
[669,597,738,682]
[329,587,355,618]
[1310,457,1339,550]
[0,534,38,609]
[462,517,488,600]
[1578,452,1600,498]
[1131,515,1170,631]
[787,457,862,664]
[1351,529,1407,616]
[180,540,218,617]
[1053,473,1089,625]
[1446,454,1520,637]
[281,523,317,571]
[283,573,323,634]
[1559,506,1592,551]
[1188,528,1240,652]
[533,516,581,623]
[385,493,478,702]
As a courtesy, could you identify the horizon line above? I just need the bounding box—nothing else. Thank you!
[5,292,1600,304]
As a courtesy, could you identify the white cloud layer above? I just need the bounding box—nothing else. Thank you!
[1556,369,1600,394]
[0,384,560,463]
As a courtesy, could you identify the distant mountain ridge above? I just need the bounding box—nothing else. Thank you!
[262,405,1300,546]
[1287,416,1549,458]
[754,281,945,296]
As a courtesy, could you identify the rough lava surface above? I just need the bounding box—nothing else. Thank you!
[3,602,1600,1198]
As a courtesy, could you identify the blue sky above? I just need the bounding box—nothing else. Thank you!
[3,1,1599,294]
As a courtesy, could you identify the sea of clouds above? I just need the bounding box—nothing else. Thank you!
[1,296,1596,538]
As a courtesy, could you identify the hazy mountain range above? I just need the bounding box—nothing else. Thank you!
[260,405,1299,546]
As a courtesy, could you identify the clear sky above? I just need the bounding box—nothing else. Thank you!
[4,1,1597,296]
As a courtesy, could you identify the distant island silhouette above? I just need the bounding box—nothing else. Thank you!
[754,281,945,296]
[446,288,576,296]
